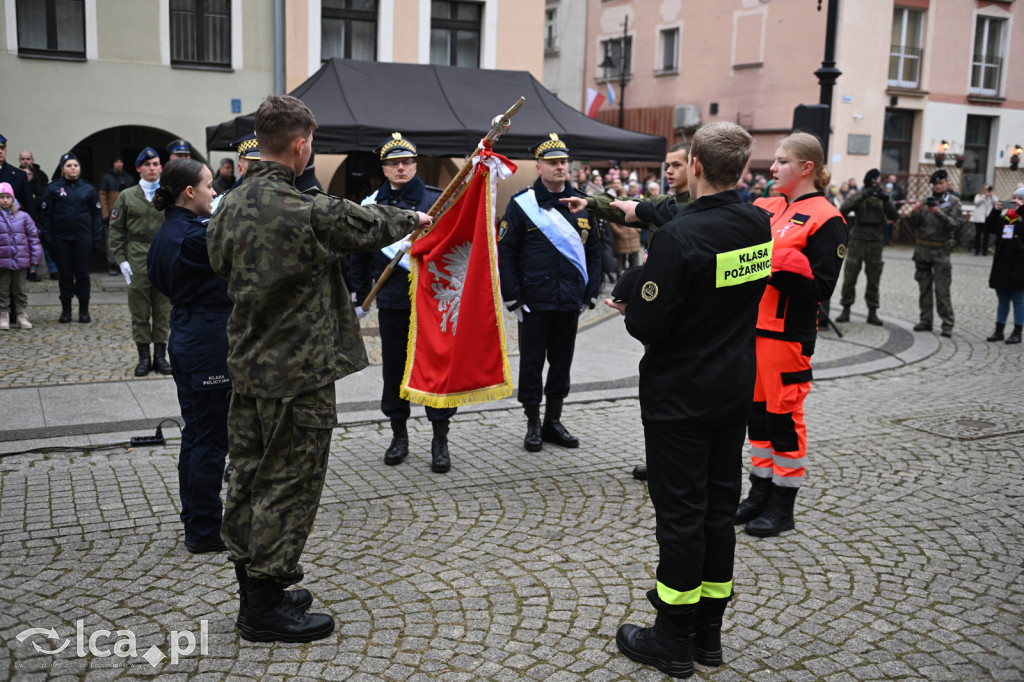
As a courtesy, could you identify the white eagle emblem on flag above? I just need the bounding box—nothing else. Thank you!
[428,241,472,334]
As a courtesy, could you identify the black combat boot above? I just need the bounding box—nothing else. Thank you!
[866,307,883,326]
[835,305,851,322]
[733,474,772,524]
[240,577,334,643]
[616,602,697,679]
[540,397,579,448]
[134,344,152,376]
[1007,325,1022,345]
[523,404,542,452]
[233,564,313,630]
[78,301,91,323]
[693,597,730,667]
[59,299,72,324]
[431,419,451,473]
[745,484,798,537]
[153,343,173,375]
[632,465,648,480]
[383,418,409,465]
[986,322,1005,342]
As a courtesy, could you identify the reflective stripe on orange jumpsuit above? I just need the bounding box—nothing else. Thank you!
[749,193,847,488]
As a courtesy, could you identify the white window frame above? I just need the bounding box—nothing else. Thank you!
[888,7,922,89]
[658,26,679,74]
[970,14,1006,96]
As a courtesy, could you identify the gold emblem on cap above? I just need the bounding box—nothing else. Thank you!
[534,133,569,158]
[381,132,416,158]
[641,281,659,302]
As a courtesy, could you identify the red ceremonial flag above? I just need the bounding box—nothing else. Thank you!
[585,87,606,118]
[401,147,517,408]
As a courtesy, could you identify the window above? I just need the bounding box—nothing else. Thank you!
[962,115,992,197]
[430,1,482,68]
[545,8,557,52]
[322,0,377,62]
[600,36,632,81]
[16,0,85,60]
[170,0,231,68]
[888,7,923,89]
[970,16,1005,96]
[881,109,914,175]
[659,28,679,73]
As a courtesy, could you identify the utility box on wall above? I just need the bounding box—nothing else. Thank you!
[673,105,701,129]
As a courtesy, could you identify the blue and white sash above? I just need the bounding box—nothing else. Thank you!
[513,189,588,285]
[362,191,411,271]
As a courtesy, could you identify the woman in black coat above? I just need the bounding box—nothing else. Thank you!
[38,152,102,323]
[984,196,1024,344]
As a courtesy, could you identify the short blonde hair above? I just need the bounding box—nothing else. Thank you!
[689,122,753,188]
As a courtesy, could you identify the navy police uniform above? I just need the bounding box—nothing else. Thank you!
[498,134,601,451]
[148,205,232,551]
[349,133,456,473]
[0,133,34,218]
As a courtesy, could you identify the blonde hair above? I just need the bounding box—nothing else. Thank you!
[778,132,832,191]
[689,122,753,188]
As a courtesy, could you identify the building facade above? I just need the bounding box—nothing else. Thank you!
[582,0,1023,198]
[0,0,542,192]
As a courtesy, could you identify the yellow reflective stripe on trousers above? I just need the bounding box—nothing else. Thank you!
[715,240,773,288]
[656,581,701,606]
[700,580,733,600]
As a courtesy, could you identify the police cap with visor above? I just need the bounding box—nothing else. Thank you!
[375,133,417,162]
[530,133,570,160]
[231,132,261,160]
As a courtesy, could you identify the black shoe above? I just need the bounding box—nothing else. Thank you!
[913,323,932,332]
[431,436,451,473]
[540,398,579,448]
[632,465,647,481]
[27,271,40,282]
[1007,325,1023,345]
[232,564,315,630]
[134,344,152,377]
[734,474,772,524]
[541,421,580,448]
[153,343,173,375]
[59,301,72,324]
[745,484,798,537]
[694,598,729,667]
[866,308,883,326]
[940,329,952,338]
[241,578,334,643]
[185,538,228,554]
[383,419,408,465]
[523,405,542,452]
[834,305,850,323]
[987,323,1005,342]
[616,610,696,679]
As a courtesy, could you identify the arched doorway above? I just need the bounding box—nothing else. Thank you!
[68,126,208,186]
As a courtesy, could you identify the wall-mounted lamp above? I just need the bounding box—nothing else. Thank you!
[935,140,949,166]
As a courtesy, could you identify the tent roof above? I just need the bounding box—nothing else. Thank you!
[206,60,666,161]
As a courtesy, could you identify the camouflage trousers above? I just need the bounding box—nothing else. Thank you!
[221,382,338,585]
[839,240,884,309]
[127,272,171,344]
[913,246,955,332]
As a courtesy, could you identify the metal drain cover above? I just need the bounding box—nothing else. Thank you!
[895,411,1024,441]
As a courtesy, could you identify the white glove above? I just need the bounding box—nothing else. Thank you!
[119,261,132,285]
[515,308,524,323]
[398,236,413,253]
[354,305,369,319]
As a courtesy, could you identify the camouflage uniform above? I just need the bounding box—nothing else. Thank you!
[207,160,418,585]
[906,193,962,333]
[838,189,898,310]
[586,190,691,238]
[109,185,171,344]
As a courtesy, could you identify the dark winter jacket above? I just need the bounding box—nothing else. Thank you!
[38,177,103,243]
[986,208,1024,290]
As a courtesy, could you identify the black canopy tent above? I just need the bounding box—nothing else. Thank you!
[206,60,666,161]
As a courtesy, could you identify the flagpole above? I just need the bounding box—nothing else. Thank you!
[360,97,525,310]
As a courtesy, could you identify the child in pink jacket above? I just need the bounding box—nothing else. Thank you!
[0,181,42,329]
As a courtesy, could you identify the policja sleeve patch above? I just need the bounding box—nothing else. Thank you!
[641,281,659,302]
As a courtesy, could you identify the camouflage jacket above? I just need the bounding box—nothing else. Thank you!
[586,190,690,236]
[207,160,418,398]
[906,192,962,247]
